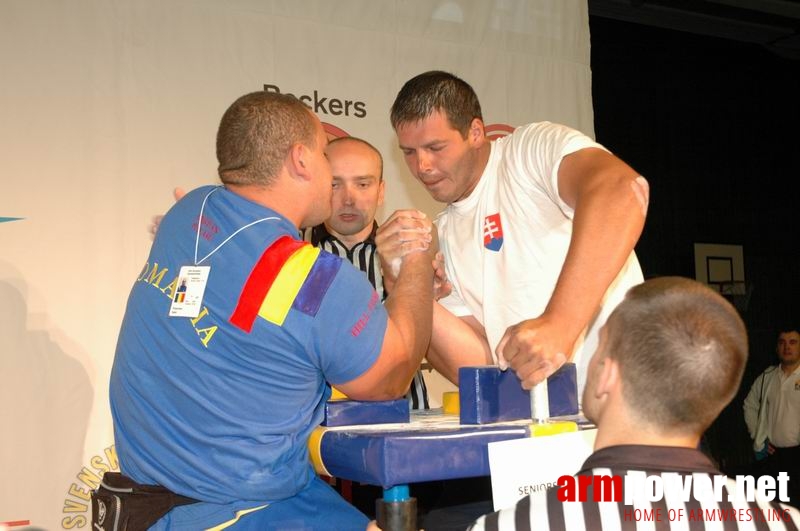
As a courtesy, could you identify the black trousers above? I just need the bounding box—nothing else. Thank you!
[754,445,800,508]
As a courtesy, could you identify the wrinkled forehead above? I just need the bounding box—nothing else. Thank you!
[329,159,382,185]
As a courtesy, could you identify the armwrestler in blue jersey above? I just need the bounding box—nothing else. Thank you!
[109,92,437,530]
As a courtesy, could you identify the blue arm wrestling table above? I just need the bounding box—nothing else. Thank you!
[308,365,589,530]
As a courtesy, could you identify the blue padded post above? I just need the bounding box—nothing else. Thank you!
[459,363,578,424]
[321,398,410,427]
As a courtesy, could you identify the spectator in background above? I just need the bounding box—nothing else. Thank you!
[744,326,800,507]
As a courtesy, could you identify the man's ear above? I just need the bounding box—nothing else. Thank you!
[595,355,620,398]
[468,117,485,145]
[377,179,386,207]
[289,143,312,181]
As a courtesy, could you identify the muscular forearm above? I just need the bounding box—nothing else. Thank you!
[337,250,435,401]
[385,253,435,356]
[547,156,646,351]
[378,252,435,396]
[426,303,493,384]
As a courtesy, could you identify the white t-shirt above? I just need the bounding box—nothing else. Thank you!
[436,121,643,393]
[767,364,800,448]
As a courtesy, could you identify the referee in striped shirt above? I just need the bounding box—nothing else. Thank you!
[303,135,429,410]
[305,135,439,519]
[470,277,800,531]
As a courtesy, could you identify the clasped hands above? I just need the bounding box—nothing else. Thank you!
[375,209,451,301]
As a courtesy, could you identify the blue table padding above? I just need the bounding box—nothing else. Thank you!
[458,364,578,424]
[322,398,410,427]
[318,421,531,488]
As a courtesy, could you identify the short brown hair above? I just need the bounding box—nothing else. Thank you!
[216,91,316,186]
[390,71,482,138]
[606,276,748,433]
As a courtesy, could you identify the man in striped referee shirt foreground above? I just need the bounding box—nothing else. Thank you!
[470,276,800,531]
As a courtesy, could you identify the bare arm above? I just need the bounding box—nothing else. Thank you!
[426,304,493,384]
[499,148,647,387]
[374,208,490,385]
[337,238,436,400]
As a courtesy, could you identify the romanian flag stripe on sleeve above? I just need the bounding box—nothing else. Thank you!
[292,251,341,316]
[230,235,342,332]
[230,236,307,332]
[258,244,320,325]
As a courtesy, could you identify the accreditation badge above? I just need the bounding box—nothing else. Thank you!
[169,265,210,318]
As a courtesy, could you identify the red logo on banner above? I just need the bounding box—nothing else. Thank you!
[485,123,515,140]
[322,122,350,141]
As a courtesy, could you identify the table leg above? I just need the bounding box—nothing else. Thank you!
[375,485,417,531]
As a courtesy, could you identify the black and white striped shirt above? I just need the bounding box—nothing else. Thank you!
[469,445,800,531]
[304,223,429,410]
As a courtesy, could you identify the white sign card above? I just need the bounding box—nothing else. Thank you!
[488,428,598,510]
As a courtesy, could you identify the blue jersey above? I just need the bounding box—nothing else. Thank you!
[110,185,386,503]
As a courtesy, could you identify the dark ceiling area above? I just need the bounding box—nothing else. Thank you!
[586,1,800,471]
[587,5,800,339]
[588,0,800,59]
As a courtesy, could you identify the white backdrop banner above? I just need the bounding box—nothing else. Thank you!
[0,1,593,528]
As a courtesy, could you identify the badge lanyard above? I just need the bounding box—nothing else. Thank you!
[169,187,280,318]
